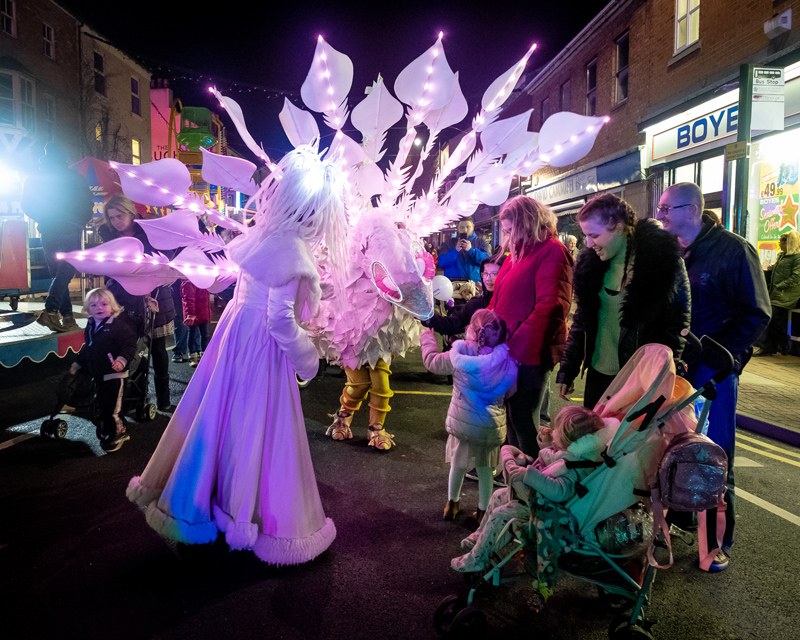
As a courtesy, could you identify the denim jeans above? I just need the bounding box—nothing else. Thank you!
[41,234,80,316]
[172,283,189,356]
[691,363,738,550]
[188,323,210,354]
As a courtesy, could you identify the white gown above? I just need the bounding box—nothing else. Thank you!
[127,234,335,565]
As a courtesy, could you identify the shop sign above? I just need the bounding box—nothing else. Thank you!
[652,105,738,160]
[526,167,598,204]
[751,67,784,132]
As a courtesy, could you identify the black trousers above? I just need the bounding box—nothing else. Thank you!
[95,377,126,440]
[41,234,80,316]
[505,364,550,458]
[583,366,617,410]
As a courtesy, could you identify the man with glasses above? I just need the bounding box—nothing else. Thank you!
[657,182,770,572]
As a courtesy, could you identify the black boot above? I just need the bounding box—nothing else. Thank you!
[154,375,174,412]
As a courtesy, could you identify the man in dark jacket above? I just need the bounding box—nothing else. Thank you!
[657,182,771,572]
[437,217,491,283]
[21,143,93,332]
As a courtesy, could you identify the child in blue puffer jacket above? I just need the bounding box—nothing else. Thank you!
[420,309,518,524]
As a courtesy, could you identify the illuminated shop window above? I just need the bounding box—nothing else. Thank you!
[700,156,723,194]
[675,0,700,54]
[132,138,141,165]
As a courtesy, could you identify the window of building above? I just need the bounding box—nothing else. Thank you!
[540,96,552,128]
[43,23,55,59]
[586,59,597,116]
[131,77,140,115]
[675,0,700,53]
[700,155,723,194]
[1,0,15,38]
[95,122,102,141]
[132,138,141,165]
[0,72,13,125]
[94,52,105,95]
[20,76,33,130]
[44,95,55,142]
[615,32,629,104]
[560,80,571,112]
[674,163,695,184]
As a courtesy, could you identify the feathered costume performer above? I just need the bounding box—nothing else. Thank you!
[57,32,609,553]
[276,35,609,450]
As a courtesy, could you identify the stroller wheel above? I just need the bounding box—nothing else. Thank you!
[137,403,158,422]
[450,606,487,639]
[609,611,650,640]
[434,595,467,636]
[40,420,53,437]
[53,420,68,439]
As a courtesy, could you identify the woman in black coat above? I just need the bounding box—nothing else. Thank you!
[556,194,691,409]
[98,194,176,411]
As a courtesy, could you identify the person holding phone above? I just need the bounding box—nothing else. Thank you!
[438,217,491,283]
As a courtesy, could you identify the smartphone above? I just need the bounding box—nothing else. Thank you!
[458,232,468,240]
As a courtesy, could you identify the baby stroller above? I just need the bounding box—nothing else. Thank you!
[40,310,159,439]
[434,336,733,640]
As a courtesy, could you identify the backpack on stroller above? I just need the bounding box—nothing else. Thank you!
[434,336,733,640]
[40,310,159,439]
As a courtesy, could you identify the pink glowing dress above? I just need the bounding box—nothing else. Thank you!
[126,231,336,565]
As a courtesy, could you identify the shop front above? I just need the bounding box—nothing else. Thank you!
[645,60,800,265]
[523,150,645,245]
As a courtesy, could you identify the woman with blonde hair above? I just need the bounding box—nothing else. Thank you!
[487,195,573,456]
[98,193,177,410]
[756,229,800,356]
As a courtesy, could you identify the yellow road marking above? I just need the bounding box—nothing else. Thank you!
[738,433,800,459]
[393,390,452,396]
[0,433,36,451]
[737,488,800,527]
[737,442,800,468]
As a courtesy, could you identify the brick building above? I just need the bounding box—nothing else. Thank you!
[0,0,151,189]
[465,0,800,258]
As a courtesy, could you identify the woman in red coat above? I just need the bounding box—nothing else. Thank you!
[488,196,574,456]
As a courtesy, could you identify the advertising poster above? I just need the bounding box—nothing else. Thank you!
[754,141,799,264]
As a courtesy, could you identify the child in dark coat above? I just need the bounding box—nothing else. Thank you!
[70,287,138,452]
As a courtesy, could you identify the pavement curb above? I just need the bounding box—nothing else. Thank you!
[737,412,800,448]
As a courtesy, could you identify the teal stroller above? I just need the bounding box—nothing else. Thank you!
[434,337,733,640]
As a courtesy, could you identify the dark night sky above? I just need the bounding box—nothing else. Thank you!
[61,1,609,160]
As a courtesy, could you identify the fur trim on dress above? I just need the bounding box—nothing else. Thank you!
[144,502,219,545]
[253,517,336,566]
[212,504,259,550]
[126,476,160,510]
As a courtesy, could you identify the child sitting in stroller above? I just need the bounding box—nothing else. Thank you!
[451,405,620,604]
[70,287,138,452]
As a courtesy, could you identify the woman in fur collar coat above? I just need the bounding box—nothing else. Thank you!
[556,194,690,409]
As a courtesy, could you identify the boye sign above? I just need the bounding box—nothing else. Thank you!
[652,104,738,160]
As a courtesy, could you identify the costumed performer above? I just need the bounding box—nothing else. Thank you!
[126,145,348,565]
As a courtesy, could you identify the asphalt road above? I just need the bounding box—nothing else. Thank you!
[1,347,799,640]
